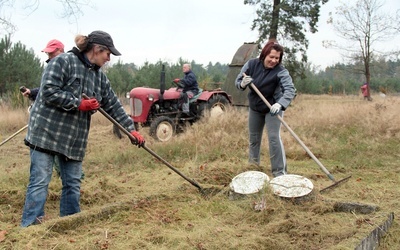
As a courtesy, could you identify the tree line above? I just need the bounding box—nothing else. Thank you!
[104,59,229,96]
[297,59,400,95]
[2,0,400,100]
[2,0,399,103]
[1,35,400,107]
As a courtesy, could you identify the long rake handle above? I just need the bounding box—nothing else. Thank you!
[0,124,29,147]
[249,83,336,182]
[82,94,204,191]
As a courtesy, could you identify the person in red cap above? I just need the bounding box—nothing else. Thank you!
[21,30,145,227]
[21,39,65,100]
[42,39,65,62]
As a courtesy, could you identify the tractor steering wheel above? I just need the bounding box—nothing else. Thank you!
[172,80,184,89]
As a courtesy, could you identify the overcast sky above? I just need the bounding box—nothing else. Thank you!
[5,0,400,70]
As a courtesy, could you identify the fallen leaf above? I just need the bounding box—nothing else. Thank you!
[199,163,207,171]
[0,230,7,242]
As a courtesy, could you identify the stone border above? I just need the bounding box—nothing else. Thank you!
[355,212,394,250]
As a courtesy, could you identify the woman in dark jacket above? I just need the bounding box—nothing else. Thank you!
[235,41,296,177]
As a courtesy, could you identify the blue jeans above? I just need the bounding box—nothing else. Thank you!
[21,149,82,227]
[248,108,287,177]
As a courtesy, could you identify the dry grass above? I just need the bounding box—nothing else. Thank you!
[0,105,29,133]
[1,94,399,249]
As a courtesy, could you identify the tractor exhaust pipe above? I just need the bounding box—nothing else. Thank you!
[159,64,165,102]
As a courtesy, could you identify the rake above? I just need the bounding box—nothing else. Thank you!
[0,124,28,147]
[82,94,222,198]
[249,83,351,192]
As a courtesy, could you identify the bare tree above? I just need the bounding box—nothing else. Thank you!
[0,0,16,33]
[0,0,93,34]
[325,0,400,99]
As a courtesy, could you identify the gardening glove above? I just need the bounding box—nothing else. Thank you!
[130,130,145,147]
[173,78,181,83]
[78,98,100,111]
[240,75,253,89]
[270,103,282,116]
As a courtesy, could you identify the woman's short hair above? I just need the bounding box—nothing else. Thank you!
[259,41,284,63]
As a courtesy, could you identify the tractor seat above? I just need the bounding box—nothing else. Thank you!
[189,88,203,103]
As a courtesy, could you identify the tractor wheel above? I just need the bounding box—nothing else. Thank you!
[149,116,176,142]
[203,95,229,117]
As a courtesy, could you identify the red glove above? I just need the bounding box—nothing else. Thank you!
[173,78,180,83]
[130,130,145,147]
[78,98,100,111]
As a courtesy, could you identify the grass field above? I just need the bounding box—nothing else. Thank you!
[0,94,399,249]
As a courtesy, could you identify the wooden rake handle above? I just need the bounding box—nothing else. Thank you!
[249,83,336,182]
[0,124,28,147]
[81,94,205,192]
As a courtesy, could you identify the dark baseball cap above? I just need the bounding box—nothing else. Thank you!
[88,30,121,56]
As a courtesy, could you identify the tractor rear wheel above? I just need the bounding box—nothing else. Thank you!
[201,95,229,117]
[150,116,176,142]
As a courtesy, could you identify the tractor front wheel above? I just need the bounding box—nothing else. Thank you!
[149,116,176,142]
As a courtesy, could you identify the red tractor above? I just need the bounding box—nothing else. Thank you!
[125,65,233,141]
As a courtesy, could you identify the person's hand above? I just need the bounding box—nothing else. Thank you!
[270,103,282,116]
[130,130,145,147]
[22,89,31,97]
[19,86,31,97]
[173,78,184,88]
[240,74,253,88]
[78,98,100,111]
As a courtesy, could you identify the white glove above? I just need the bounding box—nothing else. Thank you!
[240,76,253,88]
[270,103,282,116]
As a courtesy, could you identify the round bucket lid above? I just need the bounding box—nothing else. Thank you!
[230,171,270,195]
[269,174,313,198]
